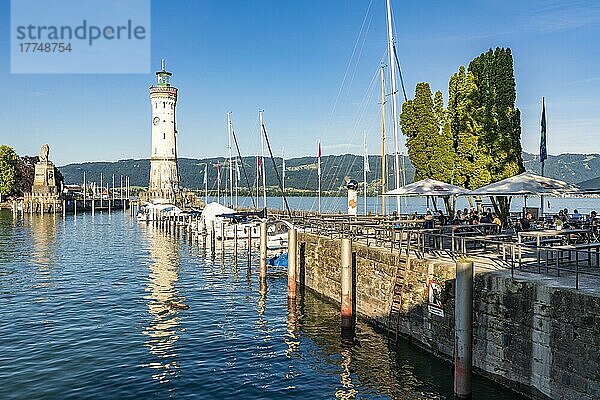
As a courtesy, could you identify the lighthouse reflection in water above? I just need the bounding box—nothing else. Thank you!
[143,228,183,383]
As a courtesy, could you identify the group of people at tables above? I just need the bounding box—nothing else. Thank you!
[519,208,598,232]
[395,207,599,234]
[396,208,502,230]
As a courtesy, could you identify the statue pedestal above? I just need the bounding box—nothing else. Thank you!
[32,161,58,196]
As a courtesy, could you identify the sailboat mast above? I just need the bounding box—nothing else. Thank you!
[363,131,368,216]
[255,157,259,208]
[259,110,267,209]
[282,147,286,211]
[386,0,401,213]
[234,158,239,208]
[380,65,386,215]
[227,112,234,207]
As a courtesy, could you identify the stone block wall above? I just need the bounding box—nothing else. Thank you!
[297,232,600,400]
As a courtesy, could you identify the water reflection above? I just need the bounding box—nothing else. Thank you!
[142,228,184,384]
[27,214,58,300]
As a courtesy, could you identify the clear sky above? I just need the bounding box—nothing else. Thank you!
[1,0,599,165]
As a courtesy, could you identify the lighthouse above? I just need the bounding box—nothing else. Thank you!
[148,59,179,204]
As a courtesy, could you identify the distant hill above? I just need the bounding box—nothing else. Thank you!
[578,176,600,190]
[522,153,600,184]
[59,152,600,191]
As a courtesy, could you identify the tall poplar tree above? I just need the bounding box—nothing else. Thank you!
[401,83,455,182]
[447,66,492,190]
[468,47,524,220]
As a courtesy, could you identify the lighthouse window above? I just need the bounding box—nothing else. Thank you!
[172,148,174,154]
[163,102,165,108]
[154,147,157,155]
[163,132,165,139]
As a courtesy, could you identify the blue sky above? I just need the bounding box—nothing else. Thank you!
[1,0,599,165]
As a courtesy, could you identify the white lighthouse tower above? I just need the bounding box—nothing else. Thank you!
[149,59,179,204]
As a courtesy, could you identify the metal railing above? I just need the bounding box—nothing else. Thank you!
[291,215,600,290]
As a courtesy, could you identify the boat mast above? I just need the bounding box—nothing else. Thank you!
[282,147,286,211]
[363,131,369,216]
[204,164,208,204]
[259,110,267,209]
[255,156,259,208]
[227,112,234,207]
[386,0,401,213]
[380,65,386,215]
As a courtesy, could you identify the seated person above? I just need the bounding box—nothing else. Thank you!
[480,211,493,224]
[553,215,563,230]
[589,210,598,224]
[558,209,567,222]
[436,210,447,226]
[572,209,582,221]
[423,211,435,229]
[452,210,463,225]
[492,214,501,226]
[520,212,533,231]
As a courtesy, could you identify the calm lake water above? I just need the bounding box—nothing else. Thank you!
[0,209,525,399]
[209,195,600,215]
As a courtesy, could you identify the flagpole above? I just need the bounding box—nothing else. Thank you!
[540,97,547,218]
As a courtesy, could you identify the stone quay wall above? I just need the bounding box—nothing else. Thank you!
[297,232,600,400]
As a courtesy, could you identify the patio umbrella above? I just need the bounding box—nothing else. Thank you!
[384,178,469,196]
[467,172,579,196]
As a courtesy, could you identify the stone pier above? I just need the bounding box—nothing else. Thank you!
[294,232,600,400]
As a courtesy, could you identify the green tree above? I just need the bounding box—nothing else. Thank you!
[0,145,19,200]
[401,82,456,214]
[468,48,524,221]
[447,66,492,190]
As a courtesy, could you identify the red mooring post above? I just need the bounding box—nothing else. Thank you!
[454,258,473,399]
[287,227,297,299]
[340,238,353,331]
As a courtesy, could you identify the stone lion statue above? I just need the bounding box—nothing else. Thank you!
[40,144,50,161]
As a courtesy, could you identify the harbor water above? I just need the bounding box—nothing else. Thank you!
[0,210,524,399]
[207,195,600,215]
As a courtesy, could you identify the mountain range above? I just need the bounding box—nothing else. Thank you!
[58,152,600,192]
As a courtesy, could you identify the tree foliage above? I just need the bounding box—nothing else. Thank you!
[401,83,455,183]
[400,47,524,222]
[0,145,19,197]
[468,47,524,181]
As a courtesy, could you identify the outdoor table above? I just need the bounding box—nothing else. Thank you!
[446,223,500,252]
[517,228,591,265]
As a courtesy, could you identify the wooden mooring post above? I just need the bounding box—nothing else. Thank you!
[454,258,473,399]
[259,221,267,281]
[287,227,297,299]
[340,237,353,334]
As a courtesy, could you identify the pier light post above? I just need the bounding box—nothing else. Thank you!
[340,237,353,333]
[454,258,474,399]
